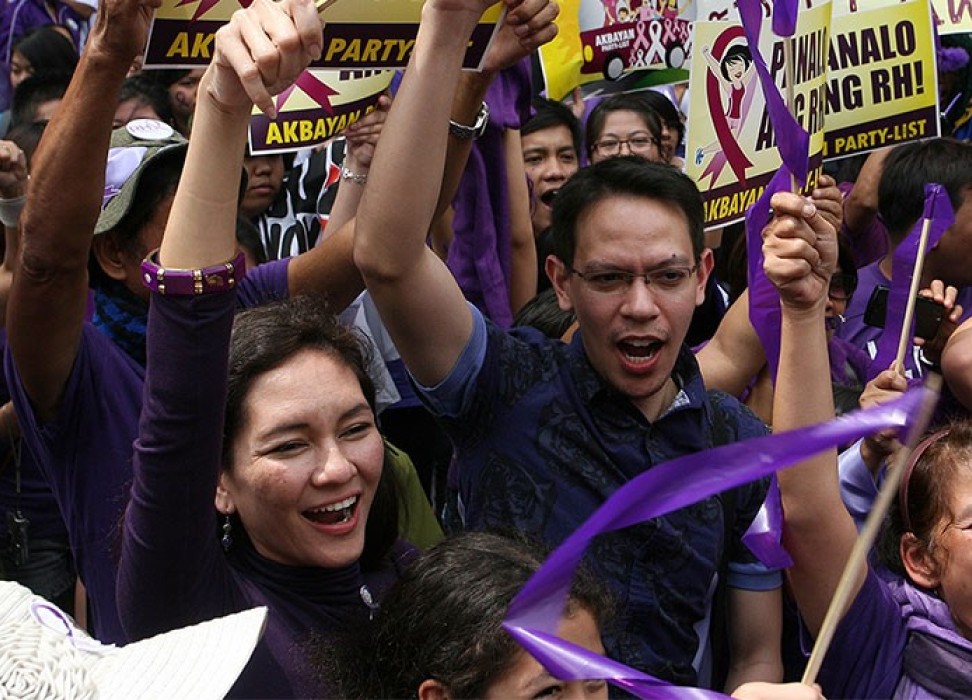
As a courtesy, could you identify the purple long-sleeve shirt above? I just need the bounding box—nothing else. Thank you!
[117,286,411,697]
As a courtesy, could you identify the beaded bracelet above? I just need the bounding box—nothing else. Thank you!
[341,166,368,185]
[141,249,246,296]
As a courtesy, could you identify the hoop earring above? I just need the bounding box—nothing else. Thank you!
[221,514,233,552]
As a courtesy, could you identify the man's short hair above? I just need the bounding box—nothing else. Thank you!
[522,98,583,158]
[118,75,175,126]
[549,156,705,266]
[10,72,71,128]
[878,138,972,244]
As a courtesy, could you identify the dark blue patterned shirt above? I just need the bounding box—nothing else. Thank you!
[417,307,779,685]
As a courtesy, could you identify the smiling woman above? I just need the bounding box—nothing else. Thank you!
[113,0,414,696]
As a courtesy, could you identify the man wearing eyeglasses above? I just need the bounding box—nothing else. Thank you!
[354,3,784,688]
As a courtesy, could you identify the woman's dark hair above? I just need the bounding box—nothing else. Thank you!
[638,90,685,155]
[876,420,972,579]
[720,45,753,80]
[550,156,704,267]
[319,531,613,699]
[11,25,78,77]
[118,75,175,126]
[585,93,663,157]
[223,295,398,568]
[87,149,186,290]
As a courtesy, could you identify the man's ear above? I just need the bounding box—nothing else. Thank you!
[418,679,451,700]
[546,255,574,313]
[215,471,236,516]
[91,233,129,282]
[695,248,715,307]
[900,532,942,590]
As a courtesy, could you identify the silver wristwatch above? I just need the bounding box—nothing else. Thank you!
[448,102,490,140]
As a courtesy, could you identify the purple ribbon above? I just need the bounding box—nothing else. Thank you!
[741,474,793,568]
[745,165,793,379]
[772,0,799,37]
[737,0,810,185]
[104,146,148,209]
[869,184,953,379]
[503,387,929,697]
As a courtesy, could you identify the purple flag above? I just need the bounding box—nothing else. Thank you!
[745,166,792,378]
[736,0,810,184]
[869,184,954,379]
[503,388,930,696]
[772,0,799,37]
[741,475,793,568]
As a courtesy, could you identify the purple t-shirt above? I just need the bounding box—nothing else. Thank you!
[836,261,972,378]
[817,569,972,698]
[4,259,290,644]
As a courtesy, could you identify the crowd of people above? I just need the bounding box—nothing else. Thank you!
[0,0,971,696]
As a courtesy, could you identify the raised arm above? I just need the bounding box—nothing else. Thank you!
[6,0,157,421]
[765,191,858,637]
[697,290,766,397]
[0,139,27,328]
[119,0,323,634]
[842,147,889,238]
[353,0,555,386]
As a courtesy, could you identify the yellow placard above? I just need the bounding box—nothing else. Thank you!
[824,0,938,159]
[144,0,503,69]
[537,0,696,100]
[248,69,394,155]
[685,2,831,229]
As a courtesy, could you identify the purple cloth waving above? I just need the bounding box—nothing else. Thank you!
[503,388,930,698]
[869,184,954,379]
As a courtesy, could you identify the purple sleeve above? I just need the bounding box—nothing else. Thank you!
[117,290,237,639]
[838,439,883,532]
[815,568,905,698]
[237,257,290,309]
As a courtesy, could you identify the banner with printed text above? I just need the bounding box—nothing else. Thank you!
[144,0,503,70]
[823,0,938,159]
[685,2,830,230]
[536,0,696,100]
[931,0,972,34]
[248,69,393,155]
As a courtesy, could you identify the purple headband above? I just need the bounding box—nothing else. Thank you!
[899,428,950,534]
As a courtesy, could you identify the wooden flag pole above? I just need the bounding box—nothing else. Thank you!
[801,374,942,685]
[893,217,933,373]
[784,35,797,193]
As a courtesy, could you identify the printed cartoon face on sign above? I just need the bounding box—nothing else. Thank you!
[578,0,693,80]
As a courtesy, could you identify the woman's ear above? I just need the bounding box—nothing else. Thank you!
[418,679,451,700]
[215,472,236,515]
[900,532,943,590]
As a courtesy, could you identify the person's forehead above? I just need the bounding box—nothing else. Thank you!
[522,124,575,152]
[597,110,651,135]
[574,195,693,256]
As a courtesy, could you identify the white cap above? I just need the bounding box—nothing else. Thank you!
[0,581,267,699]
